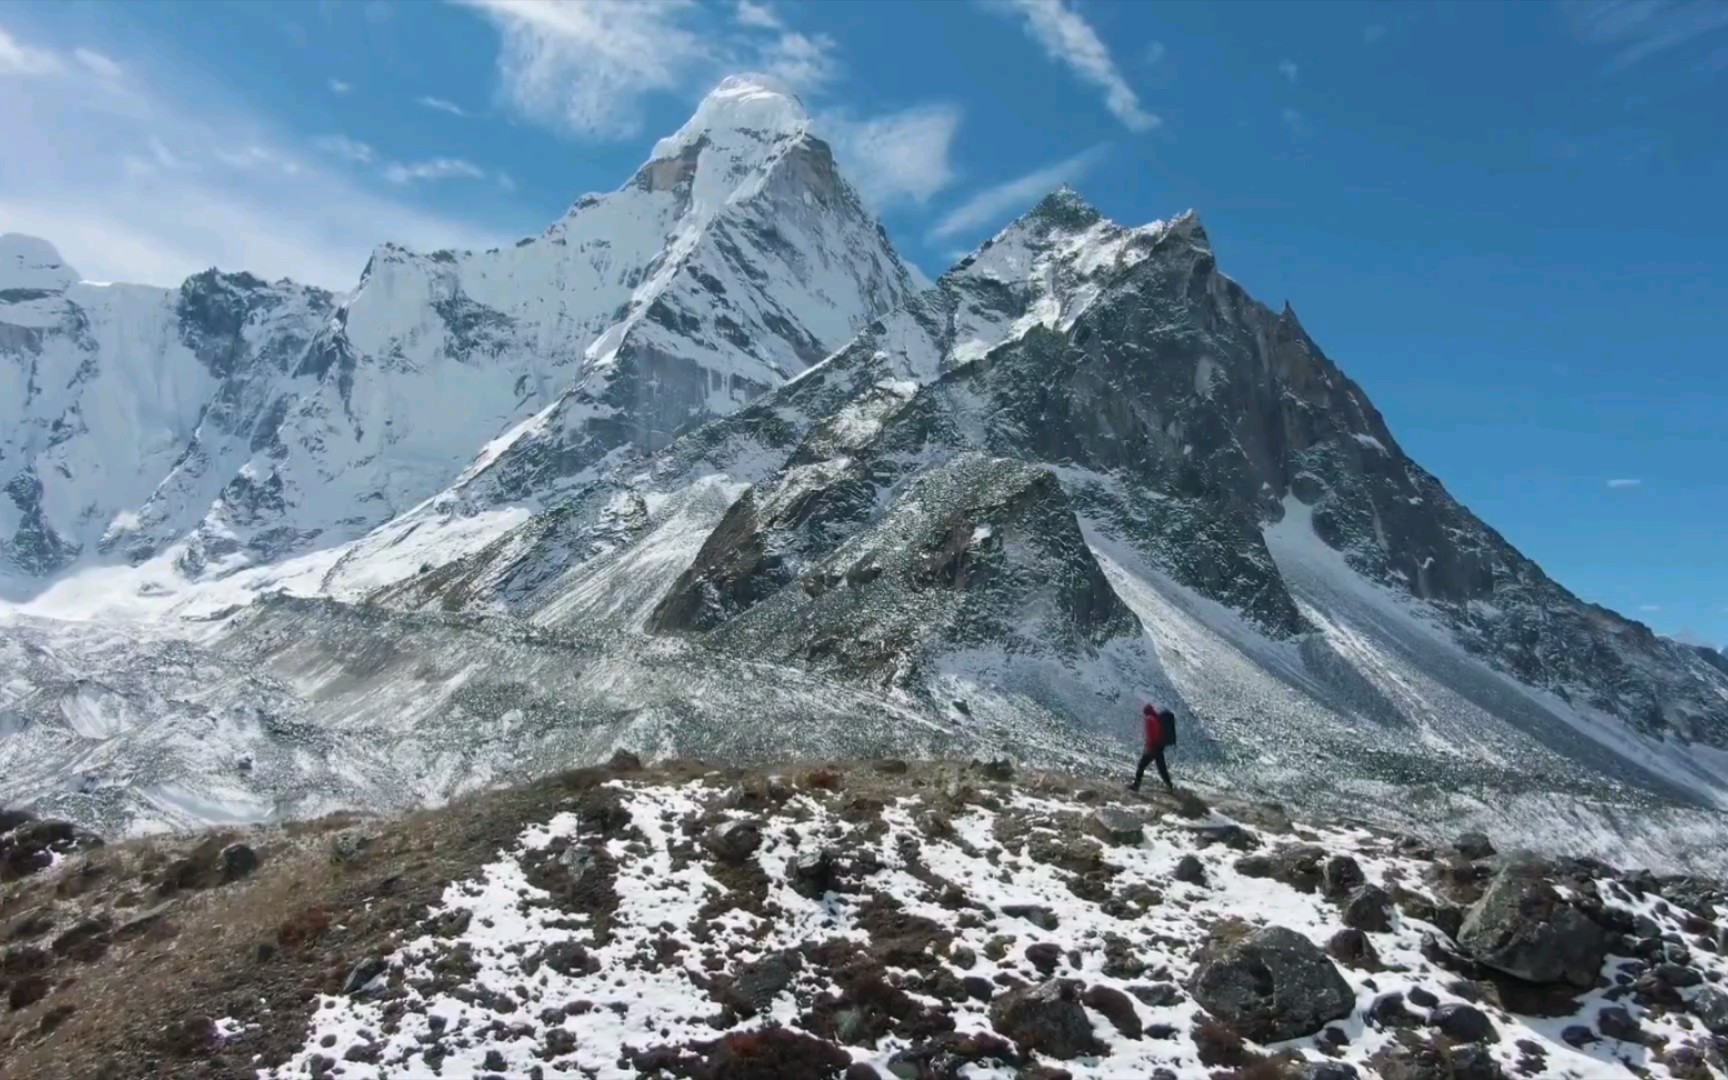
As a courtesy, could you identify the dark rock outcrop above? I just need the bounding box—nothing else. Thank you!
[1187,925,1354,1042]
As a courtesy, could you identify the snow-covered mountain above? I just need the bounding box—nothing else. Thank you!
[3,79,1726,869]
[2,74,915,589]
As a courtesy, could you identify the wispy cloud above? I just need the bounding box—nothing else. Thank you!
[1639,603,1662,612]
[1278,58,1299,83]
[734,0,780,30]
[328,77,352,95]
[417,95,472,118]
[0,22,508,289]
[73,47,123,80]
[1281,107,1308,137]
[455,0,711,139]
[1363,24,1388,45]
[313,134,377,164]
[929,145,1107,241]
[1564,0,1728,72]
[496,171,517,192]
[383,157,487,184]
[821,104,963,209]
[984,0,1158,132]
[1606,477,1643,488]
[725,0,841,89]
[0,24,65,76]
[1145,41,1167,66]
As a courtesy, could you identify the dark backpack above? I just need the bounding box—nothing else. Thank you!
[1160,708,1178,747]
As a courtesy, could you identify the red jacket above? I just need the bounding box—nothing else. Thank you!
[1143,708,1162,748]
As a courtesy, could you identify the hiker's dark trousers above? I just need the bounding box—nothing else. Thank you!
[1135,745,1172,790]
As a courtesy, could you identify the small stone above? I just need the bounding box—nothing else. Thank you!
[483,1049,507,1071]
[1560,1024,1598,1048]
[1656,962,1703,989]
[1128,982,1182,1007]
[962,976,994,1002]
[1407,986,1439,1008]
[606,749,642,771]
[1368,992,1418,1029]
[873,758,909,775]
[329,829,374,864]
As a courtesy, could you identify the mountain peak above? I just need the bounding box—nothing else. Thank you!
[0,233,79,293]
[1027,185,1104,230]
[649,73,809,162]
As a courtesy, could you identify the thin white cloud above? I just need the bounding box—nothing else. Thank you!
[496,170,517,192]
[456,0,710,139]
[313,134,376,164]
[73,47,123,80]
[383,157,487,184]
[985,0,1158,132]
[1565,0,1728,72]
[929,145,1106,241]
[734,0,781,30]
[821,103,963,209]
[328,77,353,95]
[0,23,509,289]
[417,95,472,118]
[1278,58,1299,83]
[1606,477,1643,488]
[756,29,840,91]
[1363,24,1388,44]
[0,24,64,76]
[1281,107,1308,137]
[1145,41,1167,66]
[214,145,301,175]
[1639,603,1662,612]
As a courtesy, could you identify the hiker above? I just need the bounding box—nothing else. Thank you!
[1130,703,1176,793]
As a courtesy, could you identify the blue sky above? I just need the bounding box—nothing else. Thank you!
[2,0,1724,645]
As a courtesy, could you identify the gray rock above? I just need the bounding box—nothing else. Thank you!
[341,956,388,996]
[1457,862,1607,987]
[1172,855,1207,886]
[1655,962,1702,989]
[1454,832,1496,860]
[1321,854,1365,900]
[705,819,762,863]
[1081,983,1141,1038]
[788,847,837,899]
[1370,1040,1505,1080]
[1343,884,1394,933]
[1188,925,1354,1042]
[988,978,1102,1059]
[1293,1065,1360,1080]
[329,829,375,864]
[1326,927,1380,968]
[1002,904,1059,931]
[1596,1005,1643,1043]
[1689,985,1728,1034]
[1087,808,1143,845]
[1429,1002,1497,1044]
[219,842,260,883]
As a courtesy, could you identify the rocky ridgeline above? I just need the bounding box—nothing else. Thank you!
[2,762,1726,1079]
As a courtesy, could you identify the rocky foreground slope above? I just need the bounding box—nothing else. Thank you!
[3,759,1726,1079]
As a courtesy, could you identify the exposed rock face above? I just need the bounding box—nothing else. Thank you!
[1187,925,1354,1042]
[1457,860,1607,987]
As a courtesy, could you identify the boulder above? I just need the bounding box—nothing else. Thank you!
[1457,861,1606,987]
[1187,925,1354,1042]
[1370,1039,1505,1080]
[1326,927,1381,969]
[1454,832,1496,860]
[988,979,1102,1059]
[789,847,837,899]
[1086,808,1143,845]
[1429,1003,1497,1044]
[706,819,763,863]
[1596,1005,1643,1043]
[1267,844,1328,893]
[341,956,389,996]
[219,843,260,883]
[1173,855,1207,886]
[1343,885,1394,933]
[1081,984,1142,1038]
[1689,985,1728,1034]
[1321,855,1365,900]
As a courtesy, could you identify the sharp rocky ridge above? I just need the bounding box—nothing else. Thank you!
[1,77,1725,870]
